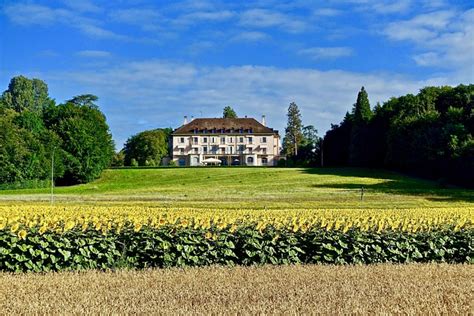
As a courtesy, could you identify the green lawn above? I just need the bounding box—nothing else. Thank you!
[0,167,472,209]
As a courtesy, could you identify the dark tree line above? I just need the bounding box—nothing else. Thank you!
[0,76,115,187]
[323,85,474,187]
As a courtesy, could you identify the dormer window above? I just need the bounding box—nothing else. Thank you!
[239,128,243,133]
[249,128,253,134]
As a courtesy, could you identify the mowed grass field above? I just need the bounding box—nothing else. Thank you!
[0,167,473,209]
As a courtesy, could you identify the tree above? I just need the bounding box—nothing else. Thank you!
[1,76,53,113]
[283,102,303,156]
[352,86,372,124]
[223,106,237,118]
[123,128,172,166]
[349,87,373,166]
[67,94,99,109]
[43,95,115,184]
[298,125,321,166]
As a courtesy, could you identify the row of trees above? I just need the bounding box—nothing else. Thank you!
[323,85,474,187]
[0,76,115,186]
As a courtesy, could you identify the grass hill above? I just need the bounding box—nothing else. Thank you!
[1,168,472,209]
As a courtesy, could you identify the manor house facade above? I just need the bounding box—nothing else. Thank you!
[171,116,280,166]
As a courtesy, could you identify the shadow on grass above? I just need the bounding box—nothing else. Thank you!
[301,168,474,203]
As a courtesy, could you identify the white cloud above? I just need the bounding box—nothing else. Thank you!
[40,60,453,148]
[174,10,235,25]
[313,8,342,17]
[62,0,102,13]
[231,31,269,42]
[76,50,112,58]
[299,47,353,60]
[239,9,307,33]
[383,9,474,80]
[4,3,129,41]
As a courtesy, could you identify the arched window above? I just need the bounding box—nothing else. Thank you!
[247,157,254,163]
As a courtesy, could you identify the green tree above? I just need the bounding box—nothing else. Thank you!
[1,76,52,113]
[223,106,237,118]
[283,102,303,156]
[352,86,372,124]
[124,128,172,166]
[349,87,373,166]
[43,96,115,184]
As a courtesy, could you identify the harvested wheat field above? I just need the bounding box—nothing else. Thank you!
[1,264,472,314]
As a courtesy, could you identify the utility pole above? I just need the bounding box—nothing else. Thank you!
[51,147,55,204]
[320,138,324,167]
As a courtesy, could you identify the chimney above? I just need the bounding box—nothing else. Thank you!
[183,116,188,125]
[261,115,266,126]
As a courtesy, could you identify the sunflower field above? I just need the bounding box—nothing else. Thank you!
[0,206,472,272]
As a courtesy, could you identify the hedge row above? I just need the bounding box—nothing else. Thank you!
[0,227,472,272]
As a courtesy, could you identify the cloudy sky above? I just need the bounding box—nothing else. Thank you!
[1,0,473,148]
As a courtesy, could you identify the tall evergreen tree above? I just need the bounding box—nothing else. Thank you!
[283,102,303,156]
[353,86,372,123]
[349,87,373,166]
[223,106,237,118]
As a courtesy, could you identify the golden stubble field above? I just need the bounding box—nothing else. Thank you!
[1,264,473,314]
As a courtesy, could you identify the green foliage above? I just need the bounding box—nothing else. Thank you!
[283,102,303,157]
[0,227,471,272]
[223,106,238,118]
[324,84,474,187]
[0,76,114,187]
[43,99,115,184]
[123,128,172,166]
[111,150,125,167]
[352,86,372,124]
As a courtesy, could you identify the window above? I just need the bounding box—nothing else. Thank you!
[248,148,253,154]
[203,147,208,153]
[262,148,267,154]
[203,129,208,134]
[193,137,198,144]
[212,146,218,154]
[248,137,253,144]
[228,137,233,143]
[194,148,198,154]
[238,145,245,153]
[249,128,253,134]
[194,128,198,134]
[221,137,225,144]
[247,157,254,163]
[262,137,267,143]
[239,128,243,133]
[262,158,268,164]
[221,148,225,154]
[180,137,185,143]
[211,137,215,143]
[179,148,184,154]
[228,146,233,154]
[203,137,208,143]
[239,137,244,143]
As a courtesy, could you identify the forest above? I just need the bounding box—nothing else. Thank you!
[322,85,474,187]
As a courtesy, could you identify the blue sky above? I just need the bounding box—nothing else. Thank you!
[1,0,473,149]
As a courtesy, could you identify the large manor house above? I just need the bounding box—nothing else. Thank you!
[171,116,280,166]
